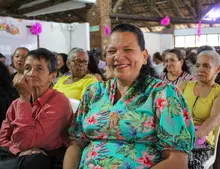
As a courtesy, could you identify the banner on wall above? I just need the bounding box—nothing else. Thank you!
[0,17,24,39]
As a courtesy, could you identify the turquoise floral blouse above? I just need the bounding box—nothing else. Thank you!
[69,75,195,169]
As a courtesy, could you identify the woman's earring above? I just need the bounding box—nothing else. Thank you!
[143,60,147,65]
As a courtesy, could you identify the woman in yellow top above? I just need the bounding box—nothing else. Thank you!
[54,48,97,100]
[178,50,220,168]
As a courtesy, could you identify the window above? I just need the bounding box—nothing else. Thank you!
[207,34,219,46]
[185,36,195,47]
[175,36,185,47]
[196,35,207,47]
[175,33,220,47]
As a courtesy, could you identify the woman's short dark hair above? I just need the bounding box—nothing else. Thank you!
[164,48,190,73]
[87,50,105,80]
[111,23,158,79]
[0,61,13,88]
[27,48,58,73]
[186,52,197,65]
[57,53,69,74]
[111,23,145,51]
[197,45,214,55]
[153,52,163,62]
[11,47,29,67]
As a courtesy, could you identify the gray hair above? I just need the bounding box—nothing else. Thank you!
[198,50,220,67]
[67,47,87,61]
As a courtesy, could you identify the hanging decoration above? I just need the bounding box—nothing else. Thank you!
[30,22,42,35]
[160,16,170,26]
[0,20,20,35]
[104,25,110,37]
[197,20,202,41]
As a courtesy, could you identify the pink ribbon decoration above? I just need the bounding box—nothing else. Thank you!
[104,25,110,37]
[30,22,42,35]
[160,16,170,26]
[197,20,202,41]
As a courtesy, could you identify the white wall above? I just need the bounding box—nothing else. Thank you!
[174,27,220,36]
[143,33,160,56]
[0,17,90,63]
[39,22,71,53]
[143,32,174,56]
[160,34,174,52]
[70,23,90,51]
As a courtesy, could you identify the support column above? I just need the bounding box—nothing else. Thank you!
[86,0,112,55]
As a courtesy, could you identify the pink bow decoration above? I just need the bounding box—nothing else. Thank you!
[197,20,202,41]
[30,22,42,35]
[160,16,170,26]
[104,25,110,37]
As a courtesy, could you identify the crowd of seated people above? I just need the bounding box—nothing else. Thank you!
[0,24,219,169]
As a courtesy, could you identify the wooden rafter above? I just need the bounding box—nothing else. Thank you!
[112,0,125,13]
[7,0,25,13]
[195,0,203,19]
[184,1,197,18]
[145,0,163,17]
[170,0,184,17]
[18,0,70,15]
[110,12,220,24]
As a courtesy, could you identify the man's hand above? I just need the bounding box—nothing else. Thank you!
[19,148,47,156]
[14,75,33,101]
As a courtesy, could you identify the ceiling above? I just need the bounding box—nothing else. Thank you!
[0,0,219,32]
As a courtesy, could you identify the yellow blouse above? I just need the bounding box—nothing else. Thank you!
[54,74,97,100]
[183,81,220,146]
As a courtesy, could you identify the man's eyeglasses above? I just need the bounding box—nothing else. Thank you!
[71,59,89,65]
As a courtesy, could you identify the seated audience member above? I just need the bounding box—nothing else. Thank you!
[10,47,29,83]
[89,48,106,72]
[178,50,220,169]
[197,45,214,55]
[63,23,195,169]
[197,45,220,85]
[0,62,18,125]
[160,49,196,85]
[152,52,164,75]
[0,53,6,64]
[57,53,70,78]
[54,48,97,100]
[87,50,105,81]
[0,48,73,169]
[185,52,197,75]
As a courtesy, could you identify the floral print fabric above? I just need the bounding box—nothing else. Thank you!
[69,76,195,169]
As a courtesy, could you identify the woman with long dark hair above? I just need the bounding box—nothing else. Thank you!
[0,62,18,125]
[87,50,105,81]
[57,53,70,77]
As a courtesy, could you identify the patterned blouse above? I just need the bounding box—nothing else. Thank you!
[160,71,196,85]
[69,75,195,169]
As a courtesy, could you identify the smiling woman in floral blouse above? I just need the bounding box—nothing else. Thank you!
[63,23,195,169]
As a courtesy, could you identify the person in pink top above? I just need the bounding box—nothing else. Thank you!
[0,48,73,169]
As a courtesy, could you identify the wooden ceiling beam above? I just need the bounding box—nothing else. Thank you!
[112,0,125,13]
[195,0,203,19]
[184,1,197,18]
[18,0,66,14]
[7,0,26,13]
[145,0,163,17]
[170,0,184,17]
[110,12,220,24]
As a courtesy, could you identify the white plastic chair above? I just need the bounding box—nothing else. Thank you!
[203,127,220,169]
[69,98,80,113]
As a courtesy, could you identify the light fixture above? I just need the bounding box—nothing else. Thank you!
[202,3,220,21]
